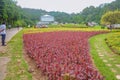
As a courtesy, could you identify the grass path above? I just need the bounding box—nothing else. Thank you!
[89,33,120,80]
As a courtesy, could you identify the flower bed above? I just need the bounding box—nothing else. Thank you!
[23,31,107,80]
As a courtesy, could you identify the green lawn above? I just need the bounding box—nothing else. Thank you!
[89,33,120,80]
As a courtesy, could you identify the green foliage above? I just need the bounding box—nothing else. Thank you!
[49,11,72,23]
[101,11,120,25]
[22,8,47,24]
[0,0,36,27]
[0,0,7,22]
[48,24,88,28]
[89,34,117,80]
[81,0,120,24]
[105,32,120,55]
[14,20,27,27]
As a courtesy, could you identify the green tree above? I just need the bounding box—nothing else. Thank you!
[0,0,7,22]
[6,0,21,26]
[0,0,22,27]
[101,10,120,25]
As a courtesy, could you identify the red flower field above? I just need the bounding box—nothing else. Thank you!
[23,31,107,80]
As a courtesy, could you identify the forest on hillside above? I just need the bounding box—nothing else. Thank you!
[0,0,120,27]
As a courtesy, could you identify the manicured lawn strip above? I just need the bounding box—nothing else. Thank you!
[89,33,117,80]
[5,30,32,80]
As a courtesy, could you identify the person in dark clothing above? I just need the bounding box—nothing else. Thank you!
[0,22,6,46]
[110,24,112,30]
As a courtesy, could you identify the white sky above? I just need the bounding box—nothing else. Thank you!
[16,0,115,13]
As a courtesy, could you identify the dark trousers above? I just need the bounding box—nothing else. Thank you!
[1,34,6,45]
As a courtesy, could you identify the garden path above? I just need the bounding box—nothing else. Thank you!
[93,34,120,80]
[0,28,22,80]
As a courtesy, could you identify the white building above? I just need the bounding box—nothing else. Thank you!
[36,14,54,28]
[107,24,120,29]
[41,14,54,22]
[86,22,97,27]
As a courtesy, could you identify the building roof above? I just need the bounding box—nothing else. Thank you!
[41,14,54,22]
[41,14,53,18]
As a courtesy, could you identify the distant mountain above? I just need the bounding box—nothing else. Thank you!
[22,0,120,24]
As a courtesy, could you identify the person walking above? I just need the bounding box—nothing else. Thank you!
[0,22,6,46]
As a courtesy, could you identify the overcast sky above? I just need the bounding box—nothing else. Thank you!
[16,0,115,13]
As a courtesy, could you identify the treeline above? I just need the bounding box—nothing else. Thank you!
[0,0,37,27]
[0,0,24,27]
[81,0,120,23]
[0,0,120,27]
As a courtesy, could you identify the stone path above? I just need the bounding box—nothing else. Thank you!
[0,28,22,80]
[94,34,120,80]
[0,28,22,52]
[0,57,10,80]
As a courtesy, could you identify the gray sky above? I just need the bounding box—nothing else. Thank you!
[16,0,115,13]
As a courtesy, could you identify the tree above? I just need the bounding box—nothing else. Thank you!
[0,0,7,22]
[6,0,21,26]
[101,10,120,25]
[0,0,22,26]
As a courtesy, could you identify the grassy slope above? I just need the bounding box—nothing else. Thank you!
[89,33,117,80]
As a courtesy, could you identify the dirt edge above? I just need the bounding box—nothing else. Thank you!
[23,51,48,80]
